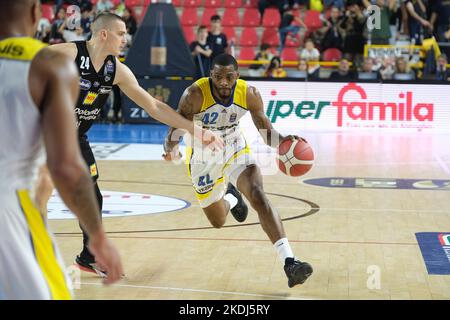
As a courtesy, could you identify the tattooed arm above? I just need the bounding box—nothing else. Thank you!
[163,84,203,160]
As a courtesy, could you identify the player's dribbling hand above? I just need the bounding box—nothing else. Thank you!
[162,150,182,161]
[283,135,308,143]
[89,232,124,285]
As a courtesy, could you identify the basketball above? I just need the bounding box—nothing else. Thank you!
[277,138,314,177]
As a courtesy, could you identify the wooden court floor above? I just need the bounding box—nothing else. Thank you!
[49,132,450,300]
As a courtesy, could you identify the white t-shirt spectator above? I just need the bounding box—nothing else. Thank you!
[97,0,114,13]
[300,47,320,61]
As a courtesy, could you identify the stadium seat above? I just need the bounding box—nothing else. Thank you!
[183,25,196,44]
[224,0,241,7]
[243,0,258,8]
[125,0,144,7]
[222,8,240,27]
[281,47,299,61]
[262,8,281,28]
[239,28,259,47]
[181,8,199,26]
[201,8,218,26]
[285,33,302,48]
[222,27,237,45]
[304,10,322,30]
[261,28,280,47]
[171,0,183,6]
[242,8,260,27]
[238,46,256,66]
[204,0,223,8]
[322,48,342,62]
[184,0,202,7]
[41,4,54,22]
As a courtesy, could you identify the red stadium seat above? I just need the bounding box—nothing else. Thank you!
[262,8,281,28]
[281,47,299,61]
[171,0,183,6]
[224,0,241,7]
[239,28,259,47]
[201,8,218,26]
[304,10,322,30]
[125,0,144,7]
[222,27,237,45]
[322,48,342,62]
[204,0,223,8]
[261,28,280,46]
[243,0,258,8]
[183,25,196,44]
[285,33,302,48]
[41,4,54,22]
[242,8,260,27]
[222,8,240,26]
[184,0,202,7]
[181,8,199,26]
[238,46,256,66]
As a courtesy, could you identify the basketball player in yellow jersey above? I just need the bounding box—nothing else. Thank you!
[0,0,123,299]
[163,54,313,288]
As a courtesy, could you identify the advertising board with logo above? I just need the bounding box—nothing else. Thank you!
[240,81,450,136]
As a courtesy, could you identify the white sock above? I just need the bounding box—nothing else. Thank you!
[224,193,238,210]
[274,237,294,264]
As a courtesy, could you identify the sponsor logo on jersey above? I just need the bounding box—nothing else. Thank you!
[105,60,114,73]
[93,81,100,87]
[104,75,111,82]
[99,86,112,94]
[83,91,98,105]
[90,163,98,177]
[79,78,91,90]
[0,43,24,57]
[229,113,237,123]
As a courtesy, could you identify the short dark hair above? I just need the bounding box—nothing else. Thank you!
[211,53,238,71]
[210,15,221,22]
[91,12,124,35]
[260,43,270,51]
[197,25,208,33]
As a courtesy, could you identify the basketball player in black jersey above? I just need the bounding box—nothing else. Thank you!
[35,12,223,276]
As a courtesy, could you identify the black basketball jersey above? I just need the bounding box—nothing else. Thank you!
[74,41,117,136]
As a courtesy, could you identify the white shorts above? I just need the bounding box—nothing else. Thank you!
[186,131,256,208]
[0,189,72,300]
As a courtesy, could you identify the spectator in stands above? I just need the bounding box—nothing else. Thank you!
[298,58,320,79]
[36,16,52,43]
[123,8,137,39]
[300,38,321,75]
[97,0,114,13]
[430,0,450,43]
[341,2,366,64]
[50,7,66,44]
[249,43,274,77]
[278,7,308,54]
[435,54,450,81]
[393,56,416,79]
[324,0,345,10]
[115,0,127,16]
[80,7,94,40]
[379,56,396,79]
[258,0,290,25]
[207,15,228,61]
[358,57,382,79]
[363,0,397,45]
[329,58,355,80]
[289,0,310,9]
[265,56,288,78]
[404,0,432,45]
[191,26,213,79]
[321,6,344,51]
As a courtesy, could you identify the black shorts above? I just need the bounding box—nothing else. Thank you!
[79,135,99,182]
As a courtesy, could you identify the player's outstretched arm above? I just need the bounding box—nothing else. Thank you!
[115,60,223,151]
[163,85,203,160]
[31,48,123,284]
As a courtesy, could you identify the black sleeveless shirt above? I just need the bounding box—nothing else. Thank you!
[73,41,116,136]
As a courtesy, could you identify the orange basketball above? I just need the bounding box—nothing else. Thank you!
[277,138,314,177]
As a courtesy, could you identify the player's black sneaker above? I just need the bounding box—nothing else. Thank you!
[284,257,313,288]
[75,255,107,278]
[226,183,248,222]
